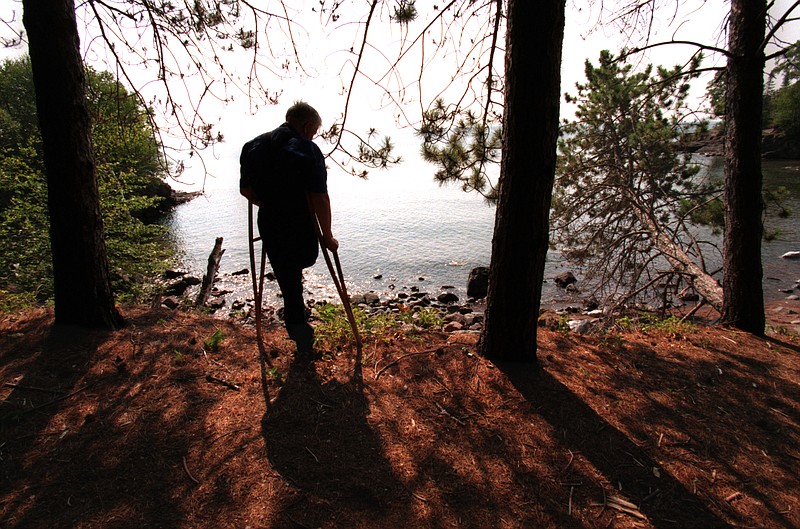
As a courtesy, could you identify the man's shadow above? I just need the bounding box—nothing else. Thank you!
[261,359,408,528]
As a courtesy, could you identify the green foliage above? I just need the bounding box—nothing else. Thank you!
[0,57,177,306]
[770,81,800,140]
[313,302,444,349]
[554,50,718,304]
[392,0,418,24]
[399,307,445,329]
[417,99,502,203]
[608,312,695,335]
[203,330,225,352]
[266,366,284,383]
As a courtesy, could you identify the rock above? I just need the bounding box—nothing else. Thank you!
[161,296,180,309]
[781,251,800,259]
[350,293,367,305]
[209,298,225,309]
[231,300,246,311]
[231,268,249,276]
[553,271,577,289]
[444,321,464,332]
[374,274,383,279]
[437,292,459,304]
[162,269,186,280]
[568,319,595,334]
[184,276,202,286]
[680,292,700,302]
[467,266,489,299]
[164,278,191,296]
[364,292,381,305]
[444,313,467,325]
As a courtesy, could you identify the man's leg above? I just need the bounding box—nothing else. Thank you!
[271,260,314,355]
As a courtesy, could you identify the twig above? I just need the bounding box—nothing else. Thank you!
[205,373,240,391]
[600,496,647,520]
[3,383,66,395]
[305,447,319,463]
[560,449,575,473]
[568,485,574,515]
[679,299,706,323]
[183,456,200,484]
[435,401,466,425]
[22,383,93,415]
[725,491,742,502]
[206,427,250,445]
[375,347,442,379]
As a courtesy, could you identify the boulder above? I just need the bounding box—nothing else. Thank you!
[553,271,577,289]
[437,292,459,304]
[467,266,490,299]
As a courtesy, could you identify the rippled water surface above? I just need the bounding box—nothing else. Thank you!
[163,155,800,307]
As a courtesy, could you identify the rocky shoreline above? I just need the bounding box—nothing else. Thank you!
[153,265,646,338]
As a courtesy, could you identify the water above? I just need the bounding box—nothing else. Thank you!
[163,155,573,307]
[163,154,800,309]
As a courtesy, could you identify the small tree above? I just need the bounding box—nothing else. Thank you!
[554,50,723,310]
[0,56,175,307]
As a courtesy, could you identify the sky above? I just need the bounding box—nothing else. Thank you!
[1,0,796,190]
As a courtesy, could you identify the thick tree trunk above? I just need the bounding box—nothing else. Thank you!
[479,0,565,362]
[22,0,123,328]
[721,0,766,335]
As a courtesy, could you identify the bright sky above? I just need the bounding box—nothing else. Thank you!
[1,0,796,189]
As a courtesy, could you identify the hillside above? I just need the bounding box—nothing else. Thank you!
[1,304,799,529]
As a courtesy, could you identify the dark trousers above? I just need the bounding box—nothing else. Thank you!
[269,256,314,349]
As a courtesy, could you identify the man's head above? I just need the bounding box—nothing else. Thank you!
[286,101,322,140]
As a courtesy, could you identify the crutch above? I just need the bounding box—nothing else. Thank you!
[248,201,269,358]
[308,200,363,372]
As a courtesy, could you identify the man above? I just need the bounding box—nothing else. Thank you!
[240,102,338,357]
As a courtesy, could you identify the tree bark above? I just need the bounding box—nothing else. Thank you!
[632,205,724,312]
[479,0,566,362]
[721,0,766,335]
[22,0,123,328]
[196,237,225,306]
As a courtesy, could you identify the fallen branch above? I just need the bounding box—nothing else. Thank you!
[604,495,647,520]
[196,237,224,306]
[22,383,93,415]
[725,491,742,502]
[205,373,240,391]
[183,456,200,484]
[3,383,66,394]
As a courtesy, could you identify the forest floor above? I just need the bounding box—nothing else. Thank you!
[1,300,799,529]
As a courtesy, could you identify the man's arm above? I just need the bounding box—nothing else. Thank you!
[308,192,338,251]
[240,186,261,206]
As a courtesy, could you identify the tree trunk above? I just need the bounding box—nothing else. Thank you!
[22,0,123,328]
[479,0,565,362]
[721,0,766,335]
[196,237,225,306]
[632,205,724,312]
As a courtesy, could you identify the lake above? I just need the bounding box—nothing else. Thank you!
[162,153,800,310]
